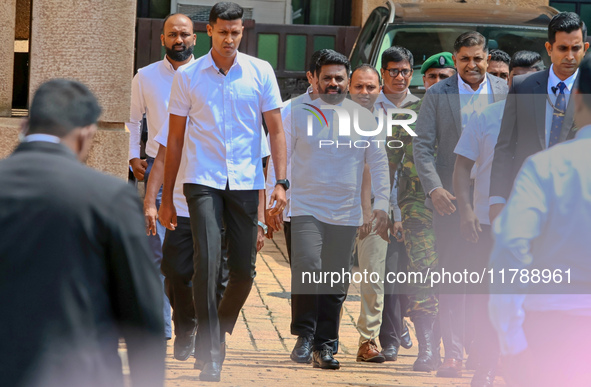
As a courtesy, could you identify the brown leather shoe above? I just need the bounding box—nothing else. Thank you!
[436,358,463,377]
[356,340,386,363]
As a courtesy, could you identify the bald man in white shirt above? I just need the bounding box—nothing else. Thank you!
[126,12,197,341]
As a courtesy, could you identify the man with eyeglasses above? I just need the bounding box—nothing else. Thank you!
[373,45,417,366]
[375,46,420,111]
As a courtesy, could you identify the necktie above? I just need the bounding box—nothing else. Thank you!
[549,81,567,147]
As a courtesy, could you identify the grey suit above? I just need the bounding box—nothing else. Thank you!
[490,69,577,200]
[413,73,508,361]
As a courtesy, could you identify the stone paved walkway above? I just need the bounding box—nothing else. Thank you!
[154,232,505,386]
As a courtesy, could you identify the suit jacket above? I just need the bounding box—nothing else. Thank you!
[413,73,508,208]
[489,69,577,200]
[0,141,165,387]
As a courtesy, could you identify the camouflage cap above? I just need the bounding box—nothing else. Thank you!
[420,52,454,74]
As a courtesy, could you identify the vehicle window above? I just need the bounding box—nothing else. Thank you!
[350,6,389,68]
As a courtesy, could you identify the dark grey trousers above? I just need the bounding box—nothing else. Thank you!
[290,215,357,349]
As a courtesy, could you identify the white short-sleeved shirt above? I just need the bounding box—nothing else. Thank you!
[454,100,505,225]
[168,50,282,190]
[126,56,195,160]
[155,121,270,218]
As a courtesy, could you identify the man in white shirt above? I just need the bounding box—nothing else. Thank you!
[265,49,328,261]
[413,31,508,377]
[265,49,328,365]
[489,12,589,223]
[145,123,270,364]
[488,54,591,387]
[453,50,544,387]
[158,3,287,382]
[290,50,390,370]
[126,12,197,341]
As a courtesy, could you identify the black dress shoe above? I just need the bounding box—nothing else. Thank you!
[199,362,222,382]
[194,342,226,370]
[174,332,196,361]
[471,367,496,387]
[291,335,313,363]
[401,322,413,349]
[312,346,340,370]
[381,343,399,361]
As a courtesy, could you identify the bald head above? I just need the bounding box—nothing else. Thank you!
[162,13,194,34]
[161,13,196,66]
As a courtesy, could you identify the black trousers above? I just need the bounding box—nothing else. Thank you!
[379,235,407,348]
[161,216,229,337]
[432,210,473,361]
[283,220,292,263]
[184,184,258,363]
[290,216,357,349]
[464,224,499,369]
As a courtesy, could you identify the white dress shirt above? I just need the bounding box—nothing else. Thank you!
[489,125,591,356]
[458,74,494,131]
[428,75,493,197]
[290,97,390,226]
[127,56,195,160]
[23,134,61,143]
[454,100,505,225]
[168,50,282,190]
[374,89,420,111]
[155,122,270,218]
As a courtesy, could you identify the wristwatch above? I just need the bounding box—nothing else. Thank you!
[257,221,268,234]
[275,179,290,190]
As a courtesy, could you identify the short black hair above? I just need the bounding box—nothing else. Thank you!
[161,13,193,34]
[28,79,102,137]
[209,2,243,24]
[454,31,488,54]
[381,46,413,68]
[509,50,544,72]
[314,50,350,78]
[308,49,331,74]
[576,54,591,109]
[548,12,587,44]
[489,49,510,66]
[351,64,382,84]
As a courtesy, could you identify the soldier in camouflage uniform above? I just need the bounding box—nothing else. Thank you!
[386,52,456,372]
[388,98,438,318]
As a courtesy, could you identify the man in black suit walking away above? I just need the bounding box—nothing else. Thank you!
[0,79,165,387]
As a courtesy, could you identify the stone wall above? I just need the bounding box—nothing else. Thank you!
[0,0,137,180]
[0,0,16,117]
[29,0,136,125]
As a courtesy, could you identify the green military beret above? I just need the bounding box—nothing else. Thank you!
[420,52,454,74]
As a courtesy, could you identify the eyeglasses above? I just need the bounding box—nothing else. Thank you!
[385,68,412,78]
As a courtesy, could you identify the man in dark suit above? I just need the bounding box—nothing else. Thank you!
[414,31,508,379]
[0,79,165,387]
[489,12,589,222]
